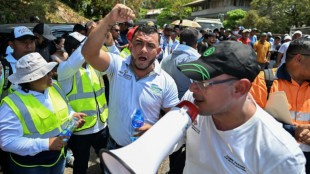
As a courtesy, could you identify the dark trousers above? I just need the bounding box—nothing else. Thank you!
[8,155,65,174]
[304,152,310,174]
[0,150,9,174]
[168,145,186,174]
[68,127,109,174]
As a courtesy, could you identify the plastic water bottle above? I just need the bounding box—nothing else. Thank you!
[130,109,144,142]
[60,117,79,142]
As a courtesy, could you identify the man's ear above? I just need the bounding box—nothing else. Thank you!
[156,47,162,56]
[8,40,14,49]
[71,48,76,55]
[128,41,132,52]
[233,79,251,98]
[294,54,303,63]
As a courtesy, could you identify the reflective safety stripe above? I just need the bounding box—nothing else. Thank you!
[75,69,84,93]
[4,86,69,138]
[8,93,38,135]
[53,83,68,103]
[65,66,108,131]
[7,93,68,138]
[291,110,310,124]
[68,92,94,101]
[68,88,104,101]
[10,146,67,168]
[80,104,108,116]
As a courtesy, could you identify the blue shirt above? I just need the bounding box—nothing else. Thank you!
[117,32,129,46]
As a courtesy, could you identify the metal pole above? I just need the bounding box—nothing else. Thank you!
[123,0,125,5]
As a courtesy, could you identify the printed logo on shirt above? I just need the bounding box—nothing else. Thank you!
[118,70,132,80]
[150,84,162,96]
[224,155,246,173]
[191,123,200,134]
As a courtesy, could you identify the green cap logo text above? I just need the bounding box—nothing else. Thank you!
[203,47,215,57]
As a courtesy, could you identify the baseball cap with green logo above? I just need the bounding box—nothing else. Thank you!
[178,41,260,82]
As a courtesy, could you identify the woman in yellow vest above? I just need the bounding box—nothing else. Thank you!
[0,52,86,174]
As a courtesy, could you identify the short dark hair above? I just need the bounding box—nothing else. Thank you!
[286,37,310,62]
[111,24,119,30]
[20,83,30,93]
[54,37,64,45]
[204,32,216,39]
[64,36,81,55]
[131,25,160,44]
[73,24,86,33]
[180,28,199,47]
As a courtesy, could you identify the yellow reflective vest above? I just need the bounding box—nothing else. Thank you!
[120,47,131,58]
[65,65,108,131]
[1,84,69,167]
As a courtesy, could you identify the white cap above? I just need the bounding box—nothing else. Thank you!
[267,32,272,36]
[8,53,57,84]
[284,35,292,41]
[13,26,36,40]
[293,30,302,36]
[69,32,86,42]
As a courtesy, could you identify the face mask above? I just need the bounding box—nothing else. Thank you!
[233,31,239,35]
[60,47,66,52]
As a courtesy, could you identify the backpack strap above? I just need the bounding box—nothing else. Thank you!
[264,68,274,99]
[0,58,13,91]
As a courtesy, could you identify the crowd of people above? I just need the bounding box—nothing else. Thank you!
[0,3,310,174]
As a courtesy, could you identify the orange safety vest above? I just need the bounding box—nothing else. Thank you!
[250,65,310,125]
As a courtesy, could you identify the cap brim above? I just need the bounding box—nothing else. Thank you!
[42,34,56,40]
[15,35,38,40]
[8,62,57,84]
[177,59,222,81]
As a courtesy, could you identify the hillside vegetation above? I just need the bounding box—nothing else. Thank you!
[0,0,89,24]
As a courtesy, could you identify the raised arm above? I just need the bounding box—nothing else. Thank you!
[81,4,135,72]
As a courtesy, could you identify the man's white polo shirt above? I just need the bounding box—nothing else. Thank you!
[106,53,179,146]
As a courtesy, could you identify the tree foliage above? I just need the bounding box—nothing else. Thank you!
[155,0,192,27]
[240,10,273,33]
[62,0,144,20]
[223,9,247,29]
[250,0,310,33]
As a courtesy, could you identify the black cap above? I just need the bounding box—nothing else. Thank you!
[73,24,86,33]
[125,20,134,28]
[165,24,173,30]
[178,41,260,82]
[203,32,216,38]
[33,23,56,40]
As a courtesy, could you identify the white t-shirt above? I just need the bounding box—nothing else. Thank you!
[278,41,290,65]
[106,53,179,146]
[178,91,306,174]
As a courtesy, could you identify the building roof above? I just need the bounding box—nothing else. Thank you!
[146,8,164,15]
[184,0,206,7]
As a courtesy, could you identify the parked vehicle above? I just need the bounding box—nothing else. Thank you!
[193,17,223,31]
[290,26,310,36]
[0,23,75,56]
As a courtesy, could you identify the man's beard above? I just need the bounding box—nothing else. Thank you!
[131,55,156,71]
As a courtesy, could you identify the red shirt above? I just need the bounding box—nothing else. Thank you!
[237,37,252,45]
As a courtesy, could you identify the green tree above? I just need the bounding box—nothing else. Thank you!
[155,0,173,8]
[251,0,310,33]
[156,9,174,27]
[155,0,192,27]
[240,10,273,32]
[223,9,247,29]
